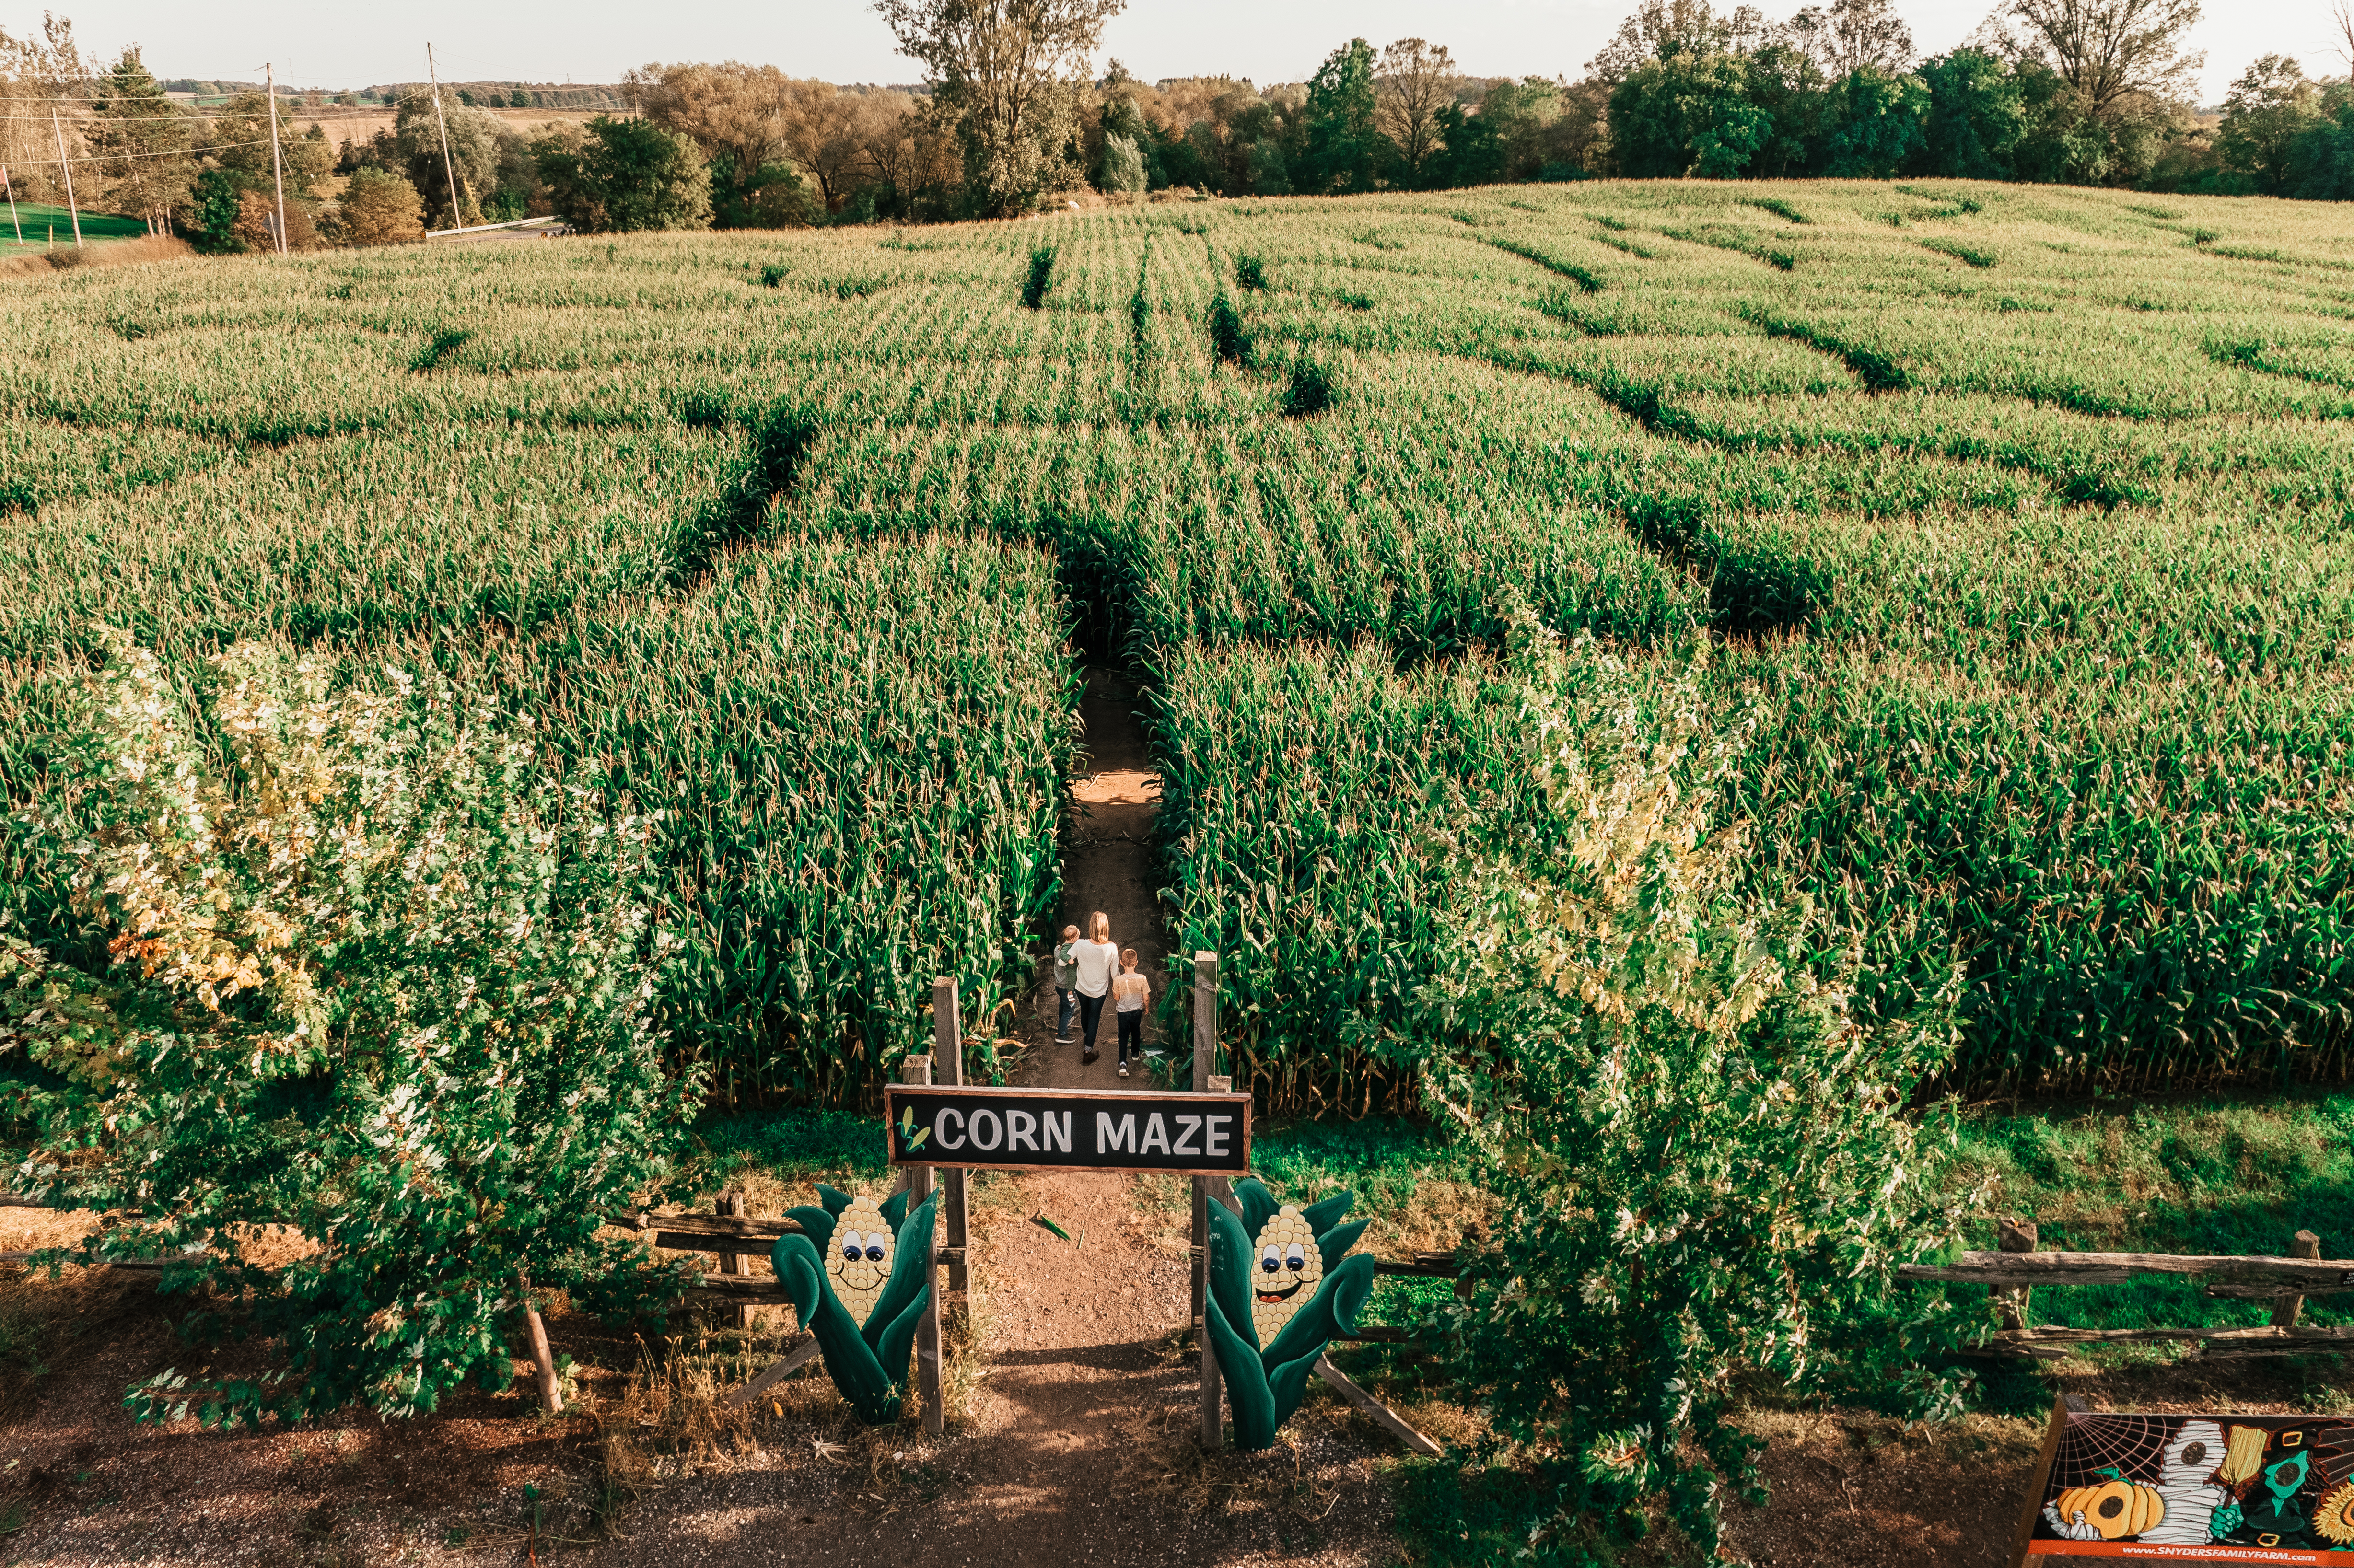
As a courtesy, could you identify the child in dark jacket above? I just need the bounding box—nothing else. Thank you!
[1052,925,1078,1045]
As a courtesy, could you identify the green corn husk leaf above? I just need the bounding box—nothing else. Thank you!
[863,1192,937,1352]
[879,1189,911,1232]
[1233,1177,1282,1237]
[1315,1218,1370,1276]
[1204,1282,1278,1447]
[785,1205,837,1253]
[1299,1193,1353,1235]
[1206,1198,1260,1351]
[871,1273,934,1397]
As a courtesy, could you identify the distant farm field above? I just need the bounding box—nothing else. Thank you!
[4,179,2351,1101]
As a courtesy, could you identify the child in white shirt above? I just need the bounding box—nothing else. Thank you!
[1111,947,1149,1077]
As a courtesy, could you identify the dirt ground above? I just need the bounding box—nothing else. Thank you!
[0,671,2330,1566]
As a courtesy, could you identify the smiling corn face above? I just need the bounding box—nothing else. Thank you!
[827,1195,895,1325]
[1250,1205,1323,1342]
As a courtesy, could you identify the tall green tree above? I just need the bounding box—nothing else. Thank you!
[1375,37,1460,185]
[1913,46,2028,177]
[86,48,196,234]
[1296,38,1387,193]
[1815,64,1929,176]
[2216,54,2319,193]
[2002,0,2203,118]
[1586,0,1737,86]
[1783,0,1915,76]
[1607,50,1774,177]
[389,94,528,228]
[2286,84,2354,200]
[873,0,1125,216]
[1423,101,1506,187]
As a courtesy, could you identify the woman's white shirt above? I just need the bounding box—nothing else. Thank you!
[1073,940,1119,998]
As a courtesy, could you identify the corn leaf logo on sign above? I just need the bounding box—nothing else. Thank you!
[882,1086,1251,1175]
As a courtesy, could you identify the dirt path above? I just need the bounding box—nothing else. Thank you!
[1026,667,1171,1083]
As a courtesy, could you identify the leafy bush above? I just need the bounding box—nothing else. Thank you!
[1,635,701,1426]
[1421,614,1973,1560]
[335,167,425,247]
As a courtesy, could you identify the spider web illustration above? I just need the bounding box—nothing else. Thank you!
[2054,1415,2174,1487]
[2055,1417,2354,1496]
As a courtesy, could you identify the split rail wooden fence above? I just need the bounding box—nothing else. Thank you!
[1900,1219,2354,1359]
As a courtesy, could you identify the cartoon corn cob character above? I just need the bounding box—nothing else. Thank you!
[1201,1177,1378,1451]
[770,1183,937,1424]
[1250,1206,1325,1344]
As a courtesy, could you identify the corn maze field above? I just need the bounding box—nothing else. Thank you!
[3,179,2352,1108]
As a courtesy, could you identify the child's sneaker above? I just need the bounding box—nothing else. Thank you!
[1082,1047,1099,1065]
[1118,1062,1129,1078]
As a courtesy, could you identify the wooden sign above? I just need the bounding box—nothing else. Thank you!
[2015,1400,2354,1564]
[882,1084,1251,1176]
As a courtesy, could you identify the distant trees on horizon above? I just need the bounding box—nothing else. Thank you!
[4,0,2350,255]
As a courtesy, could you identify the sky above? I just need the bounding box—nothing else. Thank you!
[26,0,2353,106]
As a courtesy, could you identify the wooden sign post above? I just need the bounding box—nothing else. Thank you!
[900,1054,942,1434]
[933,979,971,1327]
[1194,950,1226,1453]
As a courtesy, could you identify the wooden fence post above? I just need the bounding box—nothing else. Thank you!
[903,1053,943,1435]
[721,1189,753,1331]
[933,978,969,1326]
[1193,950,1223,1452]
[1995,1217,2037,1333]
[2273,1229,2323,1328]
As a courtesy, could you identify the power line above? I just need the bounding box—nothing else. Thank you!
[9,136,282,165]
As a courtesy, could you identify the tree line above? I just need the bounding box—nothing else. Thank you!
[5,0,2351,256]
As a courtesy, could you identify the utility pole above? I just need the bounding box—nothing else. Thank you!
[2,164,21,245]
[264,62,289,255]
[50,111,82,247]
[426,44,462,231]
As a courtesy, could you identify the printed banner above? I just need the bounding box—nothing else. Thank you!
[2026,1413,2354,1563]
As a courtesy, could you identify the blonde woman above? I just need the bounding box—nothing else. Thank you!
[1072,911,1119,1065]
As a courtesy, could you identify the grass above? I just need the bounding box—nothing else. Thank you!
[1935,1091,2354,1341]
[0,202,147,251]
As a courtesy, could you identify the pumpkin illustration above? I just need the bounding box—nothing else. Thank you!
[2053,1468,2166,1540]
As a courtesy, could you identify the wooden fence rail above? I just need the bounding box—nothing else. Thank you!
[1900,1225,2354,1360]
[1900,1251,2354,1294]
